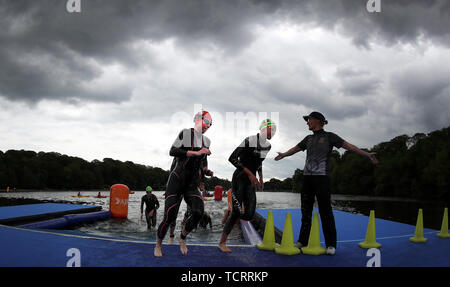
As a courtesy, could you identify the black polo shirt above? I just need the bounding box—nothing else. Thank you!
[297,129,344,176]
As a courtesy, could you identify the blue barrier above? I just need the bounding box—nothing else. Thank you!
[17,211,112,229]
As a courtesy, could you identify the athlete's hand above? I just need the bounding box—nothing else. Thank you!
[198,147,211,156]
[205,169,214,177]
[248,173,261,189]
[259,178,264,192]
[274,152,285,161]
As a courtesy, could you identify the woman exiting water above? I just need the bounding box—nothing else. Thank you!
[218,119,276,253]
[154,111,214,257]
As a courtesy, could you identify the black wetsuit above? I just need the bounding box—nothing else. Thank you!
[157,128,210,240]
[296,128,344,248]
[223,133,271,235]
[141,193,159,228]
[198,211,212,229]
[182,207,212,229]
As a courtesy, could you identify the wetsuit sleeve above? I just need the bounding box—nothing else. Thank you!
[154,195,159,210]
[170,129,189,157]
[297,135,309,151]
[257,164,262,172]
[202,157,208,173]
[200,136,211,174]
[228,138,248,170]
[257,144,271,172]
[328,132,345,149]
[140,196,144,213]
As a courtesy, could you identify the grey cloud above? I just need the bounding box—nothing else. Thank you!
[390,65,450,130]
[335,66,381,96]
[1,0,450,105]
[284,0,450,48]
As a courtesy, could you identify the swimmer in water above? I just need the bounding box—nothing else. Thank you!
[140,186,159,229]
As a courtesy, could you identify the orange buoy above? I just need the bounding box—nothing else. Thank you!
[214,185,223,201]
[109,184,130,218]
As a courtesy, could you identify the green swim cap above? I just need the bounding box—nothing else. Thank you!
[146,186,152,192]
[259,119,276,131]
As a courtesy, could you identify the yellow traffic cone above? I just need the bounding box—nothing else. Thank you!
[437,207,450,239]
[257,210,280,251]
[301,212,326,255]
[274,212,300,255]
[410,209,428,243]
[358,210,382,249]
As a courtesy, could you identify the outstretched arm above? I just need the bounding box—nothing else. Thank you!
[274,145,302,161]
[342,141,378,164]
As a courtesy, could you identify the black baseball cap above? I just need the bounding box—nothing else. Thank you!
[303,111,328,124]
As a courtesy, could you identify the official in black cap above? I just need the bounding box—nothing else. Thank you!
[275,111,378,255]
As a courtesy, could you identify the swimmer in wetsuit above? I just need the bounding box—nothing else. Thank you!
[154,110,214,257]
[218,119,276,253]
[140,186,159,229]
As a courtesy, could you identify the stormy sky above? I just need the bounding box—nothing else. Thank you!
[1,0,449,182]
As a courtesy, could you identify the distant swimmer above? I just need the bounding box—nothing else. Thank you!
[275,111,378,255]
[154,110,214,257]
[141,186,160,229]
[218,119,276,253]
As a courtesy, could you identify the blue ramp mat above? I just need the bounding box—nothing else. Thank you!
[1,223,449,267]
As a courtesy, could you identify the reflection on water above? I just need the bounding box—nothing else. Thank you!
[0,191,447,242]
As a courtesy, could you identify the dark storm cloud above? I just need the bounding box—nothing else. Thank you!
[1,0,450,104]
[390,64,450,130]
[280,0,450,48]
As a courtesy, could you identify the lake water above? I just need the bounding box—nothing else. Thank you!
[0,191,447,243]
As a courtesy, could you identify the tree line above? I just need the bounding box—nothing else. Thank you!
[1,126,449,201]
[0,149,231,192]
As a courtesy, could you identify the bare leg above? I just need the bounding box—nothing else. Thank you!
[154,239,163,257]
[222,209,230,226]
[179,229,188,255]
[179,238,188,255]
[218,232,232,253]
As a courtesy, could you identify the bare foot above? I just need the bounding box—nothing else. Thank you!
[218,242,232,253]
[154,243,162,257]
[179,238,188,255]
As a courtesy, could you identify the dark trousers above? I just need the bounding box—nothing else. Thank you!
[298,176,337,248]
